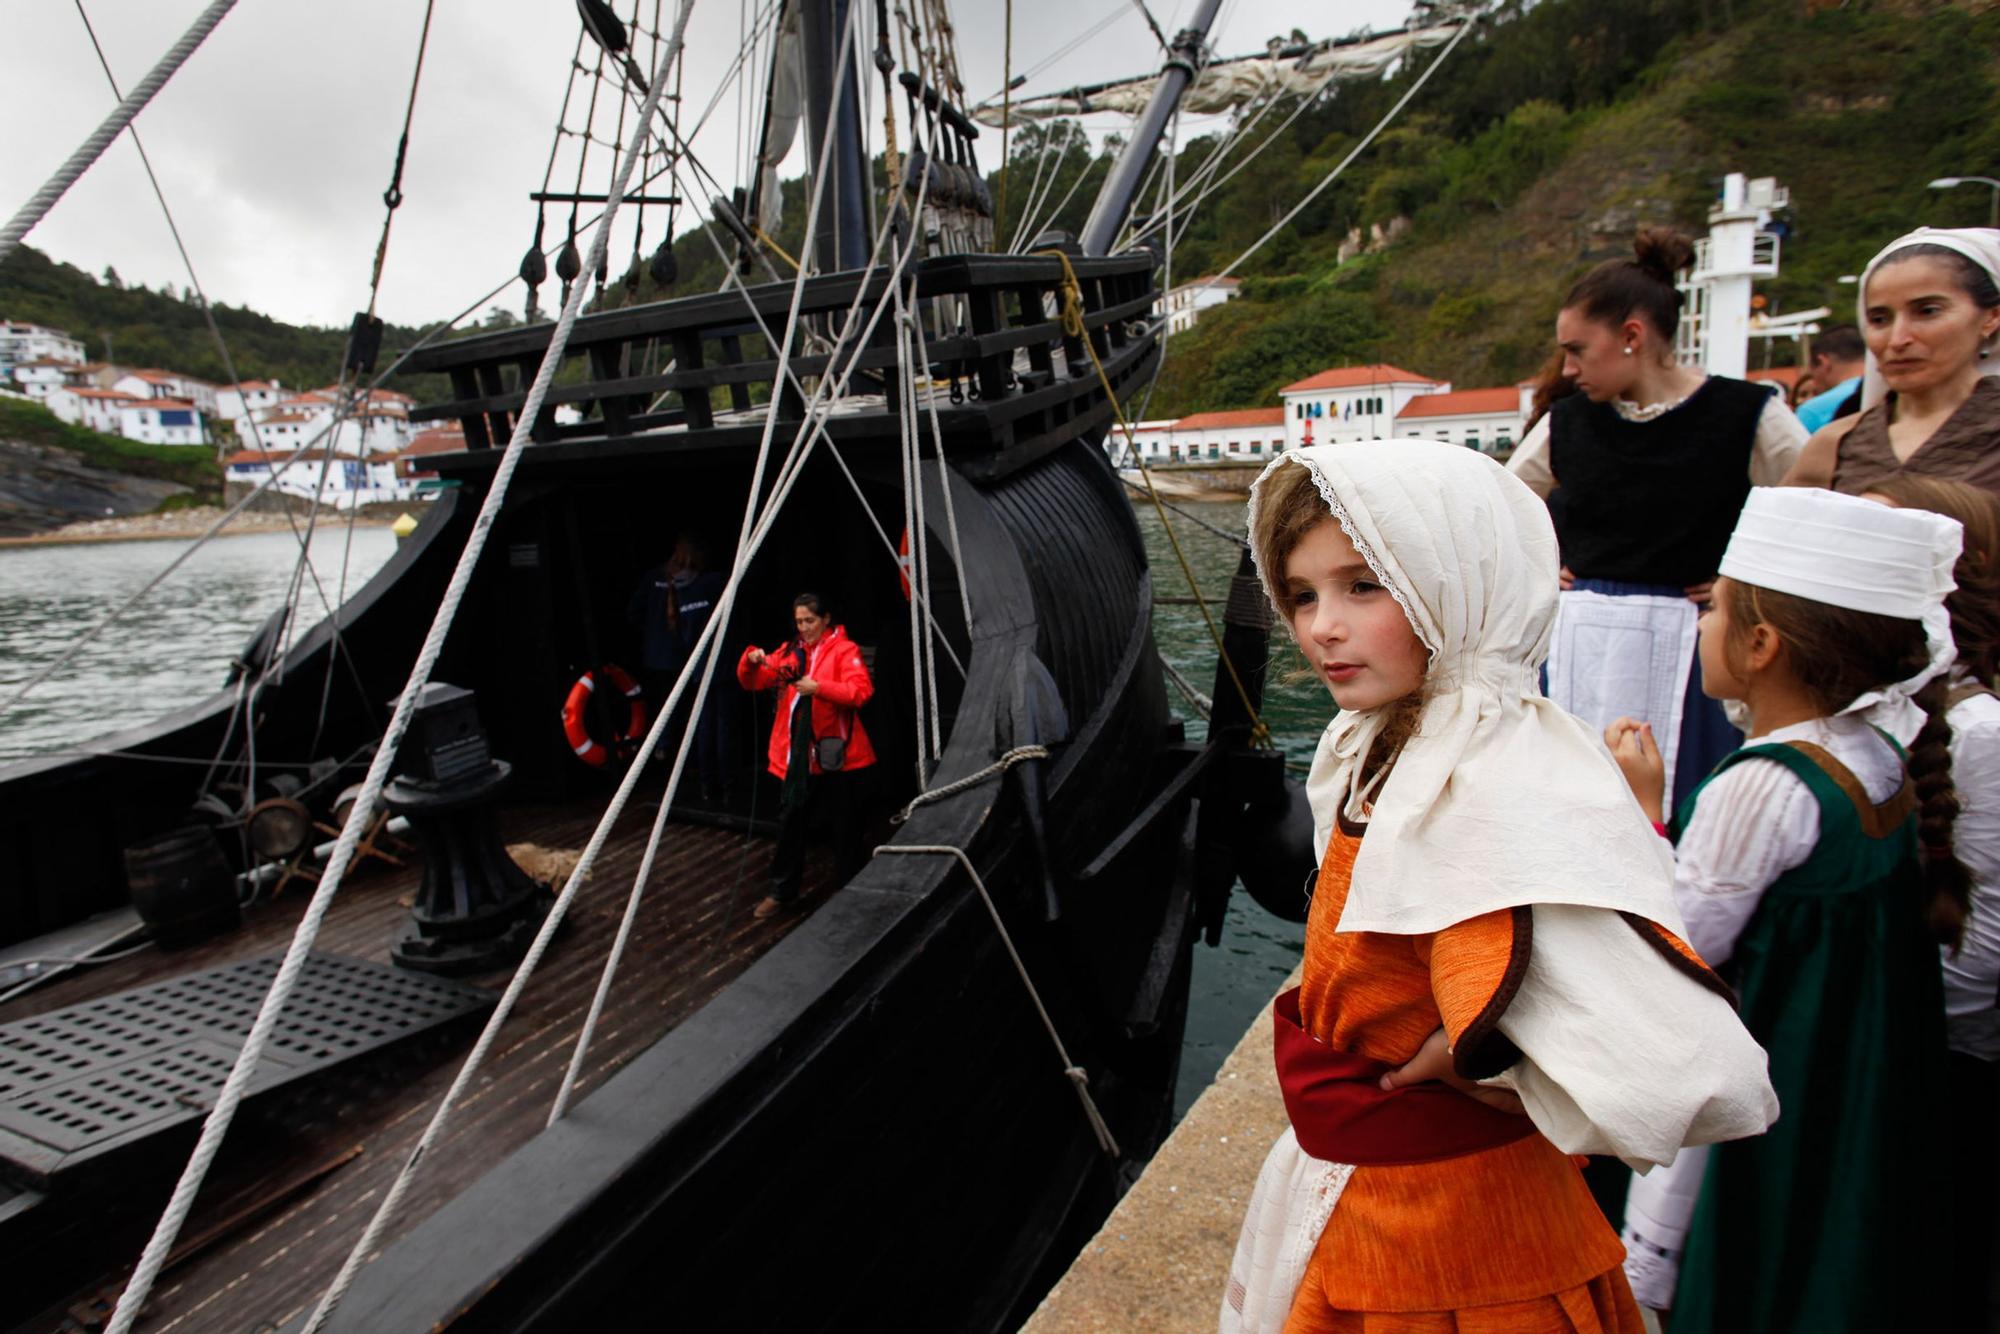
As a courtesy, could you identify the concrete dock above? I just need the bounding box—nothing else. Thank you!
[1021,972,1296,1333]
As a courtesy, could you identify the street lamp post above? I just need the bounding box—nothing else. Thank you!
[1929,176,2000,228]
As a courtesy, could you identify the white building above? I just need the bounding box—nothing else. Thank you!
[112,369,217,414]
[225,447,409,509]
[236,389,414,457]
[1279,364,1449,448]
[0,321,86,372]
[1155,275,1241,337]
[213,380,284,423]
[117,398,207,446]
[1393,386,1529,455]
[9,359,70,402]
[1160,408,1287,462]
[50,386,144,433]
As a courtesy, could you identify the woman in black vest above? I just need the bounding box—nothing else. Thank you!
[1510,226,1808,813]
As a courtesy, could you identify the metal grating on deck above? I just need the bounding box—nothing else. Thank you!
[0,954,490,1187]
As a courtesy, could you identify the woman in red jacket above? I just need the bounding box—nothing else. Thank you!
[737,592,877,918]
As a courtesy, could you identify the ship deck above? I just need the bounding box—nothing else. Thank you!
[4,787,830,1333]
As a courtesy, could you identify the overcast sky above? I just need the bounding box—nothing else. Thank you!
[2,0,1415,330]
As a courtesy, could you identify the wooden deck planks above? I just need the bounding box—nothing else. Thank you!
[2,794,832,1333]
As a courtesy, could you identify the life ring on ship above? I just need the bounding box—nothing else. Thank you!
[896,526,912,600]
[561,664,647,767]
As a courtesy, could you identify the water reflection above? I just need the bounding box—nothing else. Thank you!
[0,527,399,759]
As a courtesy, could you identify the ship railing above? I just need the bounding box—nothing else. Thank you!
[402,252,1159,473]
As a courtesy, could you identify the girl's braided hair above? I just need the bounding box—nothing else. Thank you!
[1723,578,1971,946]
[1861,476,2000,947]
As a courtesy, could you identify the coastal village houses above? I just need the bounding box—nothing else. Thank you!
[1118,363,1534,466]
[0,321,86,373]
[1154,275,1241,337]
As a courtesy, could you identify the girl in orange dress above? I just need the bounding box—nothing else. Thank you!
[1221,442,1779,1334]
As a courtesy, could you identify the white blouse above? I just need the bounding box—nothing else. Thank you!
[1507,387,1808,501]
[1623,714,1904,1310]
[1668,714,1904,966]
[1944,685,2000,1060]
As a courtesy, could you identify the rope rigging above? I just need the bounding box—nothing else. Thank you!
[1038,248,1271,747]
[104,11,703,1331]
[0,0,243,262]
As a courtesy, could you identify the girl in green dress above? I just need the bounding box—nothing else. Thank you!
[1600,486,1971,1332]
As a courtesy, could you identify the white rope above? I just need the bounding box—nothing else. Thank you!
[104,12,700,1334]
[874,844,1118,1156]
[890,744,1049,824]
[904,297,974,631]
[0,151,687,724]
[894,269,933,786]
[904,308,943,760]
[285,13,700,1328]
[1137,20,1470,325]
[1014,138,1099,254]
[0,0,240,260]
[1006,120,1076,253]
[547,1,914,1121]
[1158,653,1213,718]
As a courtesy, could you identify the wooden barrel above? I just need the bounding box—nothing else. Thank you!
[123,826,240,948]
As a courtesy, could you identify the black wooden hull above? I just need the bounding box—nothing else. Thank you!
[0,257,1207,1330]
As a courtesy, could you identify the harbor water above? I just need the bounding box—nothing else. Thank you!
[0,500,1310,1121]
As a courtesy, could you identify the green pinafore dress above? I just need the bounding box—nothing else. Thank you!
[1670,737,1948,1333]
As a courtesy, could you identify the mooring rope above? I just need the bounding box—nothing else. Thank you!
[875,844,1119,1156]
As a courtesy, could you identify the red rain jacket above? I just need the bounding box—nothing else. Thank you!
[736,624,877,778]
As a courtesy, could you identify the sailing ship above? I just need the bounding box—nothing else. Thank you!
[0,4,1457,1329]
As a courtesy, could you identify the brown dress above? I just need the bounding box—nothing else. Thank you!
[1783,376,2000,496]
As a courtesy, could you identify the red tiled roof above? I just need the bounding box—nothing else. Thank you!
[399,429,466,458]
[1170,407,1286,431]
[1281,364,1444,393]
[255,411,320,425]
[70,388,140,401]
[128,398,197,410]
[1397,387,1521,420]
[228,380,278,391]
[223,450,277,466]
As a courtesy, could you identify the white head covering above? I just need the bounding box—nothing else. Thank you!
[1718,486,1962,743]
[1857,226,2000,410]
[1247,441,1678,935]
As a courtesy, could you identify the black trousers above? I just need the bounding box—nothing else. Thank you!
[768,767,872,901]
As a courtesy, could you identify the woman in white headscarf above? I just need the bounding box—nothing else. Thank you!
[1219,441,1776,1334]
[1785,226,2000,496]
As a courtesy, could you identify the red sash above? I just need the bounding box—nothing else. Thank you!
[1273,986,1537,1166]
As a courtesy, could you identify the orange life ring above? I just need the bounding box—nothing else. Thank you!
[897,526,912,600]
[561,664,647,767]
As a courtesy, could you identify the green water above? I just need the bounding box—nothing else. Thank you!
[1129,498,1327,1120]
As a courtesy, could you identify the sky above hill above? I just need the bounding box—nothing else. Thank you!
[2,0,1415,330]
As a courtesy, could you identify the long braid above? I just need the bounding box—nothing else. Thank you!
[1865,476,2000,947]
[1909,673,1972,949]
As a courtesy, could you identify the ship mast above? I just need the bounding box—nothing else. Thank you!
[798,0,872,272]
[1078,0,1224,256]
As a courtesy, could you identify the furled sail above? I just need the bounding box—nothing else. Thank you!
[969,24,1462,126]
[753,1,807,236]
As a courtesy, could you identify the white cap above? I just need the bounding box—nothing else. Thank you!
[1719,486,1963,739]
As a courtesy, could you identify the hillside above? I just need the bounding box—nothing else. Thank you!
[0,398,217,535]
[1141,0,2000,415]
[8,0,1993,430]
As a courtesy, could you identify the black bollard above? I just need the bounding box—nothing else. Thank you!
[386,684,552,976]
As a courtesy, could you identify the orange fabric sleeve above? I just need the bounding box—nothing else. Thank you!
[1419,907,1532,1081]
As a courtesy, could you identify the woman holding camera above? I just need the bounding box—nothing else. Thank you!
[737,592,876,918]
